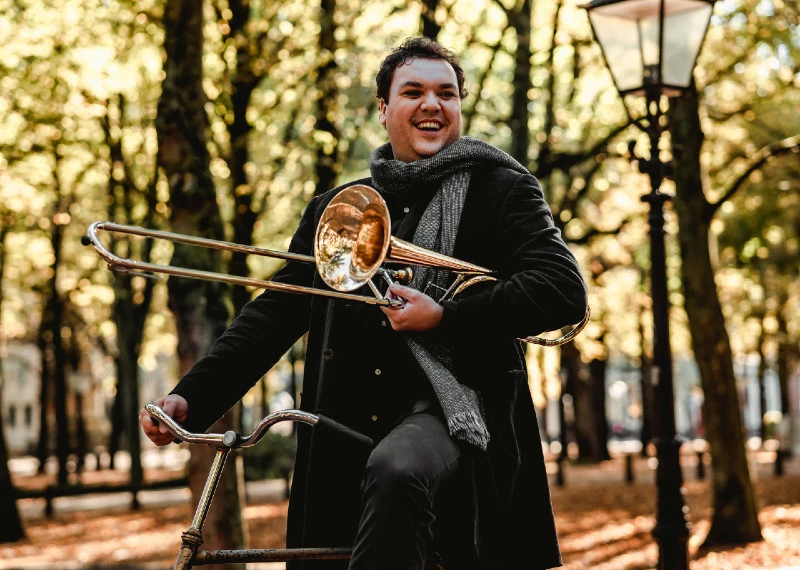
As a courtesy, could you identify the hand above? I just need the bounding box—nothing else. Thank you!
[380,283,443,333]
[139,394,188,446]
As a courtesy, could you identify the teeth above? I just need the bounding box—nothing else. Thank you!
[417,122,441,130]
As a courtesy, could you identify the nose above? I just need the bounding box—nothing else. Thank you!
[420,91,441,110]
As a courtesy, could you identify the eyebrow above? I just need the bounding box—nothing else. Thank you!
[397,81,458,91]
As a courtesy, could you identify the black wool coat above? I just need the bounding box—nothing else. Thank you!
[171,164,588,570]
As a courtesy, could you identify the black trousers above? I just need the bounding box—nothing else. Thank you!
[348,399,462,570]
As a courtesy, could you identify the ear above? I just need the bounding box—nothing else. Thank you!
[379,98,387,128]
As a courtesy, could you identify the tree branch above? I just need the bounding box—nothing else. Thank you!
[708,134,800,220]
[537,120,631,179]
[566,215,636,246]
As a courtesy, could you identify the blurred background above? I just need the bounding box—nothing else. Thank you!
[0,0,798,567]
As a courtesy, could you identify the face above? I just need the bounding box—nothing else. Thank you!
[379,58,463,163]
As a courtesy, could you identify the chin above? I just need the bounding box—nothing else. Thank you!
[414,143,446,159]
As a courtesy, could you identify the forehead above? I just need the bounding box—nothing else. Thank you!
[390,58,458,90]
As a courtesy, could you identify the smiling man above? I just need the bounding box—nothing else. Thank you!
[141,37,587,570]
[378,57,463,163]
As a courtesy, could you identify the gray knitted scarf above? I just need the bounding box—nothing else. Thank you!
[369,137,528,450]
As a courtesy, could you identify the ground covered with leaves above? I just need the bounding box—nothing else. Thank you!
[3,455,800,569]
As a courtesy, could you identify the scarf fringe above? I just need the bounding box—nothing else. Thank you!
[448,411,491,450]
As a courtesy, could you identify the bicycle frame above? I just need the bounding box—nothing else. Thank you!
[145,403,371,569]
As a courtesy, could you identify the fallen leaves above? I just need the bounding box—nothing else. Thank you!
[3,460,800,569]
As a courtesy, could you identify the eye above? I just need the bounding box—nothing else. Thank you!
[439,91,458,99]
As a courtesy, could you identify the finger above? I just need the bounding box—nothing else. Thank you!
[141,407,159,430]
[160,397,176,417]
[159,398,181,433]
[139,409,152,430]
[388,283,417,299]
[150,434,173,446]
[174,406,188,424]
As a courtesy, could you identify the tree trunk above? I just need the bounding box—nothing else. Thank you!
[561,342,595,461]
[756,319,768,442]
[227,0,259,317]
[420,0,441,38]
[40,218,70,487]
[0,220,26,542]
[107,368,123,470]
[113,286,144,506]
[157,1,246,565]
[775,289,794,456]
[508,0,532,165]
[0,385,25,542]
[588,356,611,461]
[313,0,340,197]
[35,326,51,474]
[669,87,762,546]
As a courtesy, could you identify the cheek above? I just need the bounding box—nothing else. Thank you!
[447,103,462,120]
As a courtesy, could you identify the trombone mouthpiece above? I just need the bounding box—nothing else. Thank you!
[388,268,413,285]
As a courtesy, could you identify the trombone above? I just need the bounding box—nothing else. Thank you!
[83,184,588,346]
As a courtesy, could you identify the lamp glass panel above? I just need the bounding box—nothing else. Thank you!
[662,4,712,87]
[639,18,660,67]
[589,12,643,92]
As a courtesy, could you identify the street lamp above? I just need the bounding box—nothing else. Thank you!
[581,1,715,569]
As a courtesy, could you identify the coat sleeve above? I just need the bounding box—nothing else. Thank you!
[439,172,587,342]
[169,197,319,433]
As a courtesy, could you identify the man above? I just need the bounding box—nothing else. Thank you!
[141,37,587,570]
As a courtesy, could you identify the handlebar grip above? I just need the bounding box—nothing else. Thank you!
[315,414,374,449]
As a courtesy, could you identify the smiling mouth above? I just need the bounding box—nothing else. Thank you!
[416,121,443,132]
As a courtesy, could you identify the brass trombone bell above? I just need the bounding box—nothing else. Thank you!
[314,185,492,292]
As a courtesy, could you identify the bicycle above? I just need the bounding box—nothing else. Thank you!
[145,402,374,569]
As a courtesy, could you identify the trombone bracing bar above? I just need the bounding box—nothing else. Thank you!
[82,221,400,307]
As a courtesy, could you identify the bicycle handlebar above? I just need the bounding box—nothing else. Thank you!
[144,402,373,450]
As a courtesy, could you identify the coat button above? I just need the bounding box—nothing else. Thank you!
[374,369,381,376]
[371,415,378,422]
[403,207,410,214]
[323,349,334,361]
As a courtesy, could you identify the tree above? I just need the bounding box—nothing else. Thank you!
[313,0,341,197]
[0,213,25,543]
[98,92,160,498]
[670,84,762,545]
[713,98,800,455]
[516,2,631,463]
[36,151,77,487]
[156,0,246,564]
[209,0,306,316]
[670,84,800,546]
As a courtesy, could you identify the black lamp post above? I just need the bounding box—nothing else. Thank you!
[580,1,714,568]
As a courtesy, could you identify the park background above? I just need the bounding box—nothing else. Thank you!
[0,0,799,568]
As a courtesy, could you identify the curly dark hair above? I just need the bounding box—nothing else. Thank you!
[376,37,468,102]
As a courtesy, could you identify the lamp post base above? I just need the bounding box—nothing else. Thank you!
[652,436,691,570]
